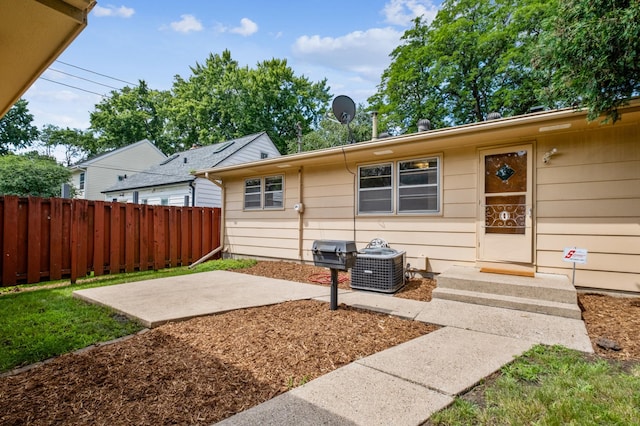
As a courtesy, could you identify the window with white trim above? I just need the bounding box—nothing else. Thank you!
[244,178,262,209]
[398,158,439,212]
[79,172,85,190]
[358,156,440,214]
[244,175,284,210]
[358,163,393,213]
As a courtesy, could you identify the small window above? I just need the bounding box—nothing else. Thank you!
[358,163,393,214]
[161,198,169,206]
[244,178,262,209]
[264,175,283,209]
[244,175,284,210]
[79,172,85,190]
[398,158,439,213]
[261,152,269,159]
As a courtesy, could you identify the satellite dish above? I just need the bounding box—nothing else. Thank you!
[332,95,356,124]
[332,95,356,144]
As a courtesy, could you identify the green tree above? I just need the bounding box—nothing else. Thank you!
[89,80,172,155]
[39,125,94,166]
[286,104,373,153]
[534,0,640,122]
[0,99,39,154]
[168,50,331,153]
[370,0,554,131]
[0,152,71,197]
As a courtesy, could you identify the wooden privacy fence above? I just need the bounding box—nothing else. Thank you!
[0,196,221,286]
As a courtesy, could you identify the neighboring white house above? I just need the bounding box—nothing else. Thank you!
[103,132,280,207]
[69,139,167,201]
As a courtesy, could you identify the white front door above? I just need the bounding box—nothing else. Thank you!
[478,144,533,263]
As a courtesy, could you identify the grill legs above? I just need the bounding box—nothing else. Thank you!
[330,268,339,310]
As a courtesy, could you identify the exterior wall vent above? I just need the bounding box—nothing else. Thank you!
[417,119,431,132]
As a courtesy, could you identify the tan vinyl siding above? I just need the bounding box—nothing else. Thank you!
[535,122,640,293]
[204,102,640,294]
[224,147,479,273]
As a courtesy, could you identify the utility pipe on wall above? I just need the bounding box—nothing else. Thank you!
[298,166,304,261]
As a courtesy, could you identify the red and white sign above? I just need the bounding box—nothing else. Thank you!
[563,248,588,264]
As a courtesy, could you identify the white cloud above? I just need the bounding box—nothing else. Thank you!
[292,27,402,81]
[382,0,439,26]
[170,14,203,33]
[230,18,258,36]
[92,5,135,18]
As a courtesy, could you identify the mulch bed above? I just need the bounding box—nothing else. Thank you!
[0,298,436,425]
[1,260,638,425]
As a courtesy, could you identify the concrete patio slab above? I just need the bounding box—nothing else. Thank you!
[314,290,430,320]
[218,362,453,426]
[415,298,593,353]
[357,327,534,396]
[73,270,334,328]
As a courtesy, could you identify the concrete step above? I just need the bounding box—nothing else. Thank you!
[432,287,582,319]
[436,266,576,304]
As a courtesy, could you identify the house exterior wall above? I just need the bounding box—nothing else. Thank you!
[105,179,222,207]
[194,177,220,206]
[73,141,166,200]
[534,122,640,293]
[106,183,193,206]
[219,121,640,294]
[217,133,281,167]
[222,145,479,274]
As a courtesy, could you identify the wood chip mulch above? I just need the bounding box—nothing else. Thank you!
[1,260,638,425]
[579,293,640,361]
[0,298,436,425]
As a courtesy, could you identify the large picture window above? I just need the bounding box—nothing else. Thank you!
[244,175,284,210]
[358,157,440,214]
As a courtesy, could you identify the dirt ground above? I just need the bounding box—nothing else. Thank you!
[1,261,638,425]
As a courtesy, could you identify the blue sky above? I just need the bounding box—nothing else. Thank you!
[23,0,441,132]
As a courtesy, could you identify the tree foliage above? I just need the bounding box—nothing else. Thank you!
[286,104,373,153]
[0,99,39,155]
[39,125,94,166]
[168,50,331,153]
[370,0,555,131]
[89,80,172,155]
[534,0,640,122]
[0,152,71,197]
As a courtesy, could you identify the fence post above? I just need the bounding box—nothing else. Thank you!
[2,196,19,286]
[93,201,105,276]
[26,198,42,283]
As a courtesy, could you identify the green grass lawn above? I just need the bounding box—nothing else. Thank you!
[0,259,256,373]
[430,345,640,425]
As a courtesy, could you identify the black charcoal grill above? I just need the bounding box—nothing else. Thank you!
[312,240,357,310]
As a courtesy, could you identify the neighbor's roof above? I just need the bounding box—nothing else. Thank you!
[1,0,96,118]
[70,139,166,169]
[103,132,269,192]
[195,100,640,180]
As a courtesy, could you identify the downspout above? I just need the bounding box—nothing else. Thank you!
[298,167,304,261]
[188,173,225,269]
[190,180,196,206]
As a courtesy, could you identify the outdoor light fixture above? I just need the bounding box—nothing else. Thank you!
[543,148,558,164]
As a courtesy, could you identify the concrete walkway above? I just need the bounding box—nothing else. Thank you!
[73,271,593,425]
